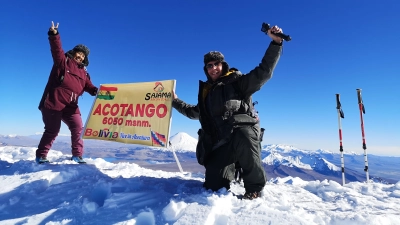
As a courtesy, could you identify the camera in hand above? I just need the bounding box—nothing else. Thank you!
[261,22,292,42]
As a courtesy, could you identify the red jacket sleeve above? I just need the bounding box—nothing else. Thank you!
[48,34,66,65]
[84,72,98,96]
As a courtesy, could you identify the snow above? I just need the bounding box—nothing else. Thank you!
[321,158,341,171]
[263,144,302,153]
[262,153,313,170]
[0,145,399,225]
[262,149,342,172]
[168,132,198,153]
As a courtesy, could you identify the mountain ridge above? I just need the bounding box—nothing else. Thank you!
[1,132,398,183]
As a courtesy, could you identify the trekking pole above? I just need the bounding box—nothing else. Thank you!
[356,89,369,183]
[336,94,346,186]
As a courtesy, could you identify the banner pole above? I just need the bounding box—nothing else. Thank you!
[172,145,183,173]
[169,80,183,173]
[166,80,176,148]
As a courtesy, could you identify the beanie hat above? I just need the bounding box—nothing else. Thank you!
[204,51,225,65]
[66,44,90,66]
[203,51,229,80]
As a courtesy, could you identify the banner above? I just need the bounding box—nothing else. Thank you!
[82,80,175,148]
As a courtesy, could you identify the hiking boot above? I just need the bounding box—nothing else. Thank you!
[36,157,49,164]
[71,156,86,164]
[242,191,261,200]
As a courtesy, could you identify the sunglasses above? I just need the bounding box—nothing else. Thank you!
[206,62,221,69]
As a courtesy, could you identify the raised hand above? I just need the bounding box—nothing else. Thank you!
[49,21,59,34]
[267,25,283,43]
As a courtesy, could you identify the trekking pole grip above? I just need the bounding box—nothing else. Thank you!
[336,94,341,109]
[356,89,363,104]
[356,89,366,114]
[336,94,344,118]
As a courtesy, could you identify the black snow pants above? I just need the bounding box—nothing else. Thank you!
[203,124,266,193]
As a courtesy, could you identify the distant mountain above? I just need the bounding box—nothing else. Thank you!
[1,133,398,183]
[263,151,312,170]
[169,132,197,152]
[263,149,340,173]
[261,144,399,183]
[0,134,39,147]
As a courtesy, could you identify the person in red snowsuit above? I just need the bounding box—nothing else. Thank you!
[36,21,98,164]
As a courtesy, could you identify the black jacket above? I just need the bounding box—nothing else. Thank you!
[173,41,282,156]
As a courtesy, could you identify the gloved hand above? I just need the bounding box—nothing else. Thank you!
[90,87,98,96]
[48,21,59,35]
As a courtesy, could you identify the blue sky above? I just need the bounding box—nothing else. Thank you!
[0,0,399,156]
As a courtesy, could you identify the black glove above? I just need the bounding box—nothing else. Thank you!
[91,87,98,96]
[48,28,58,36]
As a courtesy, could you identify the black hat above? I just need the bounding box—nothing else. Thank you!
[204,51,225,65]
[73,44,90,57]
[203,51,229,80]
[68,44,90,66]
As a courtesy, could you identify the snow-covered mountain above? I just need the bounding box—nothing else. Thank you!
[0,134,39,147]
[263,151,313,170]
[1,133,398,183]
[260,144,398,183]
[168,132,197,152]
[262,146,340,172]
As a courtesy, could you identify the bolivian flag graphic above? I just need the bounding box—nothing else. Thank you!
[97,86,118,100]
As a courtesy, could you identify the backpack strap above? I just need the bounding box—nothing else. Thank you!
[228,69,259,119]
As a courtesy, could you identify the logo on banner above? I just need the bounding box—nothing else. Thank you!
[145,81,171,101]
[98,86,118,100]
[150,130,166,147]
[84,128,119,139]
[153,82,164,92]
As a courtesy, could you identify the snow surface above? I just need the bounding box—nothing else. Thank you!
[0,146,399,225]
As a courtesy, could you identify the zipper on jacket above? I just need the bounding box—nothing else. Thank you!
[70,92,77,103]
[207,83,222,142]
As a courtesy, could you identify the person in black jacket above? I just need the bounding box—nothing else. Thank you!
[172,25,283,200]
